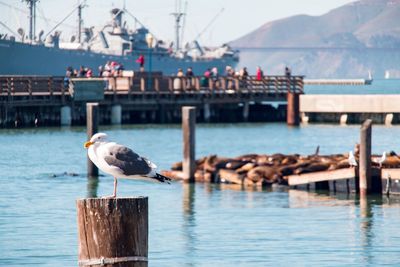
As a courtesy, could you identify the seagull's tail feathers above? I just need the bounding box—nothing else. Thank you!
[152,173,172,184]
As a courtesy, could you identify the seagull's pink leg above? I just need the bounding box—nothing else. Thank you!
[112,177,118,198]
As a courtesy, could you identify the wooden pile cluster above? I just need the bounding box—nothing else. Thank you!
[162,151,400,186]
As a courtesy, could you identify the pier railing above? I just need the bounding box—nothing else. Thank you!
[0,75,304,99]
[106,75,304,94]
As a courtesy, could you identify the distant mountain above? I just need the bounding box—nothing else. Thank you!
[231,0,400,78]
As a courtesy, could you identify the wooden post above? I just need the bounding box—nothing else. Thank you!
[87,103,99,177]
[286,91,300,126]
[182,106,196,183]
[359,119,372,195]
[243,102,250,122]
[77,197,148,267]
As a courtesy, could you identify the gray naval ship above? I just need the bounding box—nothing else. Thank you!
[0,1,239,76]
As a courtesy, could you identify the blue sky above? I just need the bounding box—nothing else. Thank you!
[1,0,355,46]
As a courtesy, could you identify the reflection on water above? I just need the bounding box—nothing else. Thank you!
[182,183,196,266]
[86,177,99,198]
[359,195,374,265]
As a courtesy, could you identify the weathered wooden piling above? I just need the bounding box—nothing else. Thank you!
[182,106,196,182]
[76,197,148,267]
[359,119,372,195]
[60,106,72,126]
[87,103,99,177]
[243,102,250,122]
[287,92,300,126]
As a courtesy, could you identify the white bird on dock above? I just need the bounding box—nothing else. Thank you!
[84,133,171,198]
[348,151,357,167]
[378,151,387,168]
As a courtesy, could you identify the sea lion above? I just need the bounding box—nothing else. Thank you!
[234,154,259,162]
[278,160,312,176]
[236,162,257,174]
[204,172,213,182]
[219,169,245,184]
[203,155,232,172]
[267,153,286,165]
[194,170,205,182]
[225,160,251,170]
[171,161,183,171]
[160,170,185,180]
[281,155,298,165]
[171,156,207,171]
[203,155,219,172]
[246,166,281,184]
[334,158,350,169]
[255,154,271,165]
[294,162,331,174]
[278,165,296,176]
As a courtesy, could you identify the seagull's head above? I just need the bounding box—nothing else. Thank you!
[84,133,109,149]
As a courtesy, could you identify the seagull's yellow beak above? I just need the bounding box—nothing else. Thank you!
[84,141,94,149]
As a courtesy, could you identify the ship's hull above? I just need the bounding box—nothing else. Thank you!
[0,39,237,76]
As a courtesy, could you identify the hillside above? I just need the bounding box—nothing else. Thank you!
[231,0,400,78]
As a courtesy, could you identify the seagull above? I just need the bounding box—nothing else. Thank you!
[348,150,357,167]
[84,133,171,198]
[378,151,387,168]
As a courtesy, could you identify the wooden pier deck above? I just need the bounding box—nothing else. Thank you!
[0,74,304,127]
[0,74,304,104]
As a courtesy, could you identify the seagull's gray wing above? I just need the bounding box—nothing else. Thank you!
[103,145,152,176]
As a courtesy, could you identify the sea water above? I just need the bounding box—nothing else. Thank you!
[1,123,400,266]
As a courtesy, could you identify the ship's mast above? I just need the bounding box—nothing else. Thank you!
[23,0,39,42]
[77,0,87,43]
[170,1,184,52]
[78,2,82,43]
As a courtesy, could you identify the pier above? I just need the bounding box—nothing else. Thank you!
[0,74,304,127]
[300,94,400,124]
[304,78,372,85]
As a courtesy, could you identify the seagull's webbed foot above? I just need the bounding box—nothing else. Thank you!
[100,177,118,199]
[101,195,116,199]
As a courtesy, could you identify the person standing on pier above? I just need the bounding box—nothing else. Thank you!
[136,54,145,72]
[64,66,73,88]
[256,66,263,81]
[239,67,249,88]
[285,66,291,77]
[177,68,184,77]
[78,66,87,77]
[185,67,194,89]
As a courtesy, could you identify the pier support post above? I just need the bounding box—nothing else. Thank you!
[182,106,196,183]
[159,105,166,124]
[301,112,309,123]
[385,113,393,125]
[286,92,300,126]
[87,103,99,177]
[340,114,348,125]
[203,103,211,122]
[111,105,122,125]
[359,119,372,195]
[77,197,148,267]
[243,102,250,122]
[60,106,72,126]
